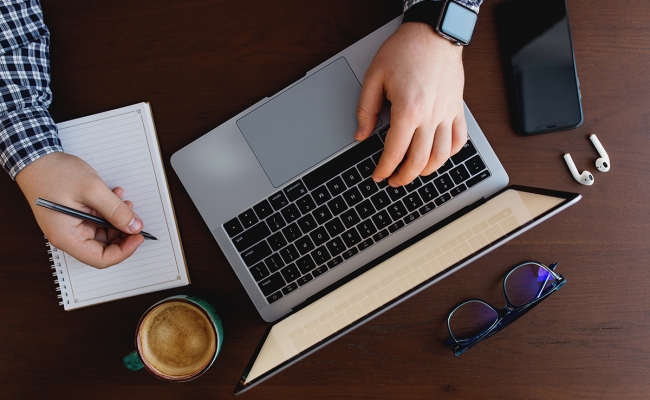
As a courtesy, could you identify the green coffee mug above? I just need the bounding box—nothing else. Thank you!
[123,295,223,381]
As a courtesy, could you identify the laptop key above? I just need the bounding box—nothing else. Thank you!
[387,220,405,233]
[253,199,274,220]
[418,183,438,202]
[341,227,362,247]
[341,208,361,229]
[309,226,330,246]
[433,173,454,194]
[404,177,423,192]
[280,264,301,283]
[437,159,454,174]
[327,196,348,216]
[295,236,315,255]
[268,231,288,251]
[342,247,359,260]
[434,192,452,206]
[311,265,328,278]
[419,202,435,215]
[266,291,283,304]
[279,244,300,264]
[370,190,391,210]
[296,255,317,274]
[266,212,287,232]
[449,164,471,185]
[296,194,316,214]
[296,274,313,286]
[281,203,301,224]
[327,256,343,269]
[387,186,407,201]
[312,204,333,225]
[357,219,378,238]
[232,221,271,252]
[269,191,289,211]
[387,201,408,220]
[325,217,345,237]
[358,178,379,197]
[357,157,375,178]
[450,140,477,165]
[466,170,491,188]
[465,155,487,175]
[264,253,285,273]
[420,171,438,183]
[258,272,285,296]
[242,241,272,267]
[342,167,362,187]
[372,210,391,229]
[282,223,302,242]
[355,199,376,220]
[311,246,332,265]
[403,192,424,212]
[282,283,299,295]
[372,229,389,242]
[326,236,346,256]
[250,262,270,281]
[238,210,259,229]
[326,176,347,197]
[224,217,244,237]
[312,185,332,205]
[284,180,307,202]
[342,186,363,207]
[404,211,420,224]
[358,238,374,251]
[450,183,468,197]
[297,213,317,233]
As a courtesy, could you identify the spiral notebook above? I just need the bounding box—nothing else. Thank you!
[48,103,189,310]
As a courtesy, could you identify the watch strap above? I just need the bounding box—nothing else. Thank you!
[402,1,445,27]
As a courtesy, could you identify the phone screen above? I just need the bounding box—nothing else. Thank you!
[499,0,582,135]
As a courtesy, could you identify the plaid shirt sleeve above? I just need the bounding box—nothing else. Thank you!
[0,0,62,180]
[403,0,483,13]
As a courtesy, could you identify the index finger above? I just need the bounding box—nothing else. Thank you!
[372,109,419,184]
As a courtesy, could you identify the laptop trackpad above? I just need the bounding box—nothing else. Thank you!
[237,57,371,188]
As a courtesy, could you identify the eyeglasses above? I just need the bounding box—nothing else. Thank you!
[446,261,565,356]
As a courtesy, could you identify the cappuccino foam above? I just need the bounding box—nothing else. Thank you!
[139,301,216,378]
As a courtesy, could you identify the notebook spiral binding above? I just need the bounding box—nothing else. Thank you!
[46,236,70,307]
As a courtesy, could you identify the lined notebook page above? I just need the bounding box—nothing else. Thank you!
[50,103,188,310]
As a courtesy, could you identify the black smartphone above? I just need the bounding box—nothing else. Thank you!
[498,0,583,135]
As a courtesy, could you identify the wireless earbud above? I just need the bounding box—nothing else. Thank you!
[589,134,610,172]
[563,153,594,186]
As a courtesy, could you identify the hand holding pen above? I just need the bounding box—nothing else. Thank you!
[16,153,149,269]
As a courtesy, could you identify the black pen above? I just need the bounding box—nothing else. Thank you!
[35,198,158,241]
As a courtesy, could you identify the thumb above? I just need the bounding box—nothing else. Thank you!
[83,183,143,234]
[356,71,384,141]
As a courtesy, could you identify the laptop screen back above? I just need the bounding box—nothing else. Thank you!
[236,187,579,393]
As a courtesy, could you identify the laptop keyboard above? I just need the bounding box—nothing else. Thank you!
[223,127,491,304]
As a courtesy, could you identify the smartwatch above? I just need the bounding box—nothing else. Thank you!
[403,0,478,46]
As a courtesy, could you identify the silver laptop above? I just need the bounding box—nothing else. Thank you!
[171,16,509,322]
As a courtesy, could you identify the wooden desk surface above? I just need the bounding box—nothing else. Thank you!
[2,0,649,398]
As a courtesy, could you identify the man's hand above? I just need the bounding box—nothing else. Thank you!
[16,152,145,269]
[356,22,468,187]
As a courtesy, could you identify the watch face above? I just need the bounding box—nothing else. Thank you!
[440,1,477,45]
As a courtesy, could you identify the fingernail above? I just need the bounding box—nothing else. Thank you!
[128,216,142,233]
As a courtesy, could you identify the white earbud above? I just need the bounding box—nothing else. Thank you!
[589,134,610,172]
[563,154,594,186]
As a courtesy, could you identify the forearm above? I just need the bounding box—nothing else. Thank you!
[0,0,63,180]
[403,0,483,13]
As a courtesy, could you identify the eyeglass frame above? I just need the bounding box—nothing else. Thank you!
[446,261,566,356]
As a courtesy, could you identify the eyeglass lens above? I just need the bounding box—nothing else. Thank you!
[448,300,498,340]
[505,263,556,306]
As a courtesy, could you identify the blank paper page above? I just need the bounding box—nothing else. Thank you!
[51,103,188,310]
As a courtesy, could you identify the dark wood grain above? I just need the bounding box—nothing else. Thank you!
[1,0,649,398]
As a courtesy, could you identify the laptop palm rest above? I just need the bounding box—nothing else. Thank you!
[236,57,373,188]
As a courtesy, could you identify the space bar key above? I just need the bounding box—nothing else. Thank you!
[303,134,384,191]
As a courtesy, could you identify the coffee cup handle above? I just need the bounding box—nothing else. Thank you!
[123,351,145,371]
